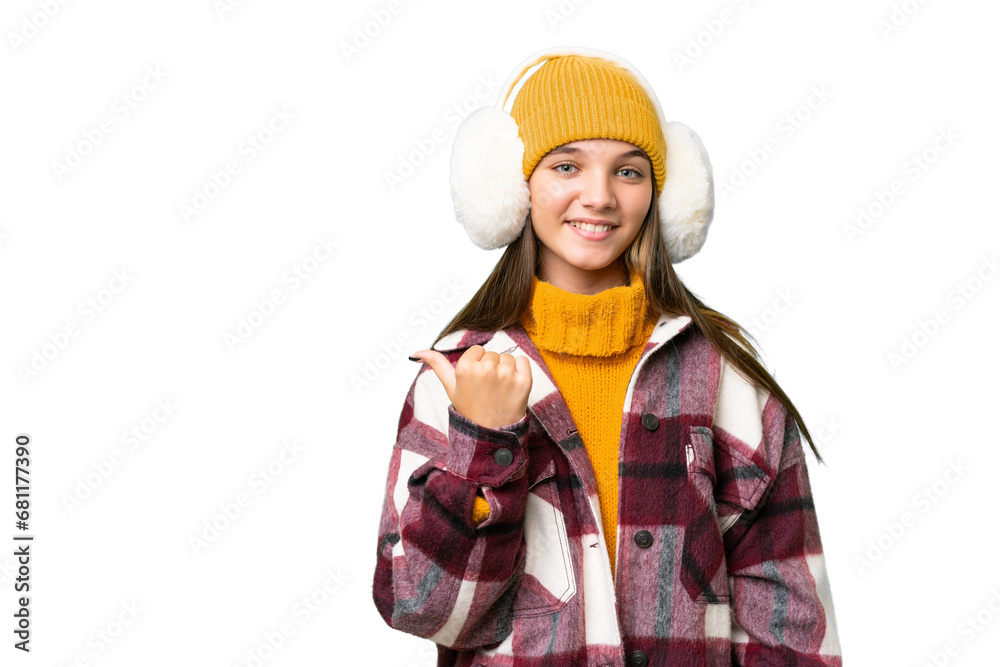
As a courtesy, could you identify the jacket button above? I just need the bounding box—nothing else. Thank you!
[641,413,658,431]
[633,530,653,548]
[629,650,649,666]
[494,448,513,466]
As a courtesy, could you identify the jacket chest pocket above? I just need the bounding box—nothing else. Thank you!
[511,457,577,618]
[679,425,770,604]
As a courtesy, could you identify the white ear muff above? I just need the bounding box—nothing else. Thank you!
[659,121,715,264]
[449,46,715,263]
[448,50,553,251]
[449,106,530,250]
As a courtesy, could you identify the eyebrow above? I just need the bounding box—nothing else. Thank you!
[545,145,650,161]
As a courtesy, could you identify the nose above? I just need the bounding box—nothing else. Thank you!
[578,172,615,211]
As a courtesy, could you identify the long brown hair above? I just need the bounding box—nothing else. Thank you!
[430,185,825,464]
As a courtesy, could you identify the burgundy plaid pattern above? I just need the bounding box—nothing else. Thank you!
[373,313,842,666]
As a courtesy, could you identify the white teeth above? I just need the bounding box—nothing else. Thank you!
[569,221,613,233]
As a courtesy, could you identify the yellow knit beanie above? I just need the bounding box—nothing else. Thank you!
[510,55,667,195]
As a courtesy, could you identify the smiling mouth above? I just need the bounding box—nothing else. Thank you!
[567,221,616,233]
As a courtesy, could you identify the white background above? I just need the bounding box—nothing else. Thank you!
[2,0,998,665]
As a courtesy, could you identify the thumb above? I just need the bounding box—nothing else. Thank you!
[409,350,456,399]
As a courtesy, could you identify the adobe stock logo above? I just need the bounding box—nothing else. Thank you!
[920,588,1000,667]
[745,288,796,340]
[384,76,502,193]
[17,268,134,386]
[188,438,305,556]
[7,0,73,53]
[716,84,833,204]
[886,254,997,372]
[671,0,756,73]
[178,107,295,224]
[351,278,466,394]
[843,126,959,244]
[854,459,968,574]
[339,0,413,63]
[50,65,168,183]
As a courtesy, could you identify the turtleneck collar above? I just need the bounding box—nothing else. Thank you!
[518,265,655,357]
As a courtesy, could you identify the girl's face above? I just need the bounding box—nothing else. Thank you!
[528,138,652,294]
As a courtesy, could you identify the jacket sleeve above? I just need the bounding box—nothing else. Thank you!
[372,361,531,650]
[713,359,843,666]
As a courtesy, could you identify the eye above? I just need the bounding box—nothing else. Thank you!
[553,162,578,174]
[618,167,644,179]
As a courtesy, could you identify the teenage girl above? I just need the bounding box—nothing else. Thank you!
[373,47,842,666]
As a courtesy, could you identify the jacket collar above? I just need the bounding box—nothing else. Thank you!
[430,311,694,373]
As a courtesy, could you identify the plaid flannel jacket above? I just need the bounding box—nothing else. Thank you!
[373,312,842,666]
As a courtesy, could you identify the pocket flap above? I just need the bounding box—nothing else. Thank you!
[526,444,557,490]
[528,459,556,490]
[714,440,771,511]
[686,426,716,482]
[687,426,771,511]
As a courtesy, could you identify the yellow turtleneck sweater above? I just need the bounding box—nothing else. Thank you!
[471,266,659,578]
